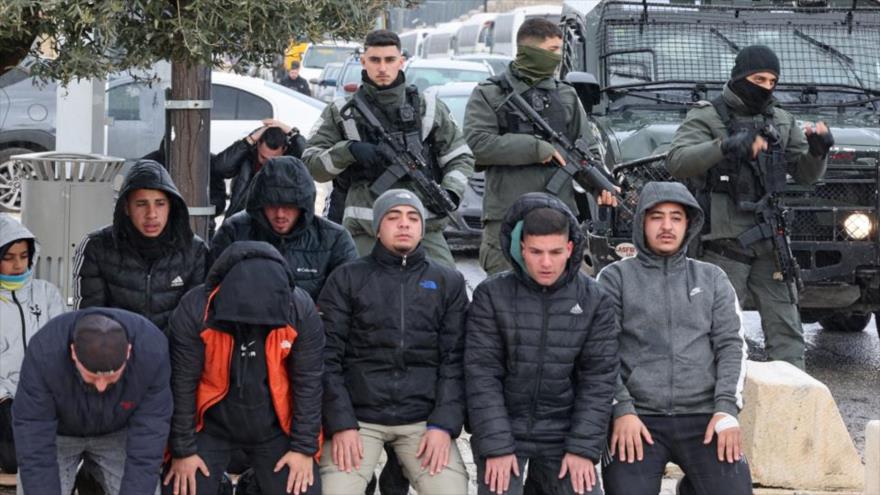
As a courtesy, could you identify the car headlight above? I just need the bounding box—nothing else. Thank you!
[843,212,872,240]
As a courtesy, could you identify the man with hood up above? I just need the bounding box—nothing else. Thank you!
[211,156,357,300]
[464,18,617,276]
[667,45,834,369]
[303,29,474,267]
[0,214,66,474]
[597,181,751,495]
[465,192,618,495]
[163,241,324,495]
[73,160,208,333]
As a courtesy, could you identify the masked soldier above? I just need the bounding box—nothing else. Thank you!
[303,29,474,267]
[667,45,834,370]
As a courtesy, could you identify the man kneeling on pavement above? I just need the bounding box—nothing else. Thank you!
[598,182,752,495]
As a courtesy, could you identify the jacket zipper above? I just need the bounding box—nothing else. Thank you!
[12,291,27,353]
[664,258,674,415]
[527,289,550,436]
[144,264,155,321]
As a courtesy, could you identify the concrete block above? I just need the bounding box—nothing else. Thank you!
[739,361,864,492]
[868,420,879,495]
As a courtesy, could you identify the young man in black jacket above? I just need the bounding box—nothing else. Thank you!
[13,308,172,495]
[465,193,619,495]
[73,160,208,333]
[317,189,469,494]
[162,242,324,495]
[211,156,357,301]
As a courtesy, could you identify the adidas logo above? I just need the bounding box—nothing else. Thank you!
[690,287,703,297]
[570,303,583,315]
[170,276,184,288]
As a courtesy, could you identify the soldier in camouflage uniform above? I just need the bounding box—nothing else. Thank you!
[303,29,474,267]
[667,45,834,369]
[463,18,615,275]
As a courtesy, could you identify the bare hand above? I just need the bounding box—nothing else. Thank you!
[484,454,521,494]
[542,149,566,167]
[558,453,597,494]
[273,451,314,494]
[262,118,293,134]
[163,455,210,495]
[597,188,620,207]
[803,121,829,136]
[416,428,451,475]
[610,413,654,463]
[751,134,768,159]
[331,428,363,473]
[704,413,742,463]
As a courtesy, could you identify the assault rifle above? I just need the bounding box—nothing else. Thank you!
[496,76,629,213]
[737,125,803,301]
[341,93,468,230]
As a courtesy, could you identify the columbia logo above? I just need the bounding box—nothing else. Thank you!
[170,276,184,288]
[570,303,583,315]
[296,267,319,274]
[280,340,293,350]
[690,287,703,297]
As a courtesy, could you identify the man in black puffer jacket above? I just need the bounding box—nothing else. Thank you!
[317,189,469,494]
[163,241,324,495]
[465,192,619,495]
[211,156,356,300]
[73,160,208,333]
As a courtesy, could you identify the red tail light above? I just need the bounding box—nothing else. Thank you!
[343,83,358,93]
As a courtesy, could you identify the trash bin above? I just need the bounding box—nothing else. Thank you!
[18,152,125,306]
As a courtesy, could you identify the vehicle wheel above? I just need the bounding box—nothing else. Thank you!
[819,313,871,333]
[0,147,35,212]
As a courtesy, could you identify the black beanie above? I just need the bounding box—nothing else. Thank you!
[73,313,130,374]
[730,45,780,81]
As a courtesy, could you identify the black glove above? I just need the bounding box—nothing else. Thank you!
[348,142,380,168]
[720,130,757,160]
[806,127,834,158]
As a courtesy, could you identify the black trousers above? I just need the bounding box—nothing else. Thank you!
[473,454,603,495]
[163,431,321,495]
[602,414,752,495]
[0,399,16,473]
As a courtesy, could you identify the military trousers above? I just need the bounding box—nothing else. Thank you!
[479,220,512,275]
[700,247,805,369]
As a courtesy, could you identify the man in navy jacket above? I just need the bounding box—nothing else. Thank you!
[13,307,172,495]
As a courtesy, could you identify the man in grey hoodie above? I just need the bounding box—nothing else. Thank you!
[597,182,751,495]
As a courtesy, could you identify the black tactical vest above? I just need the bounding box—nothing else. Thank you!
[490,75,571,150]
[705,97,787,205]
[341,85,442,183]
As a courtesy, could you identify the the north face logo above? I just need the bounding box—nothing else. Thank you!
[570,303,583,315]
[170,276,184,288]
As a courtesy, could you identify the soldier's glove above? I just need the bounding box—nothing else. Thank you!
[348,142,381,168]
[720,130,757,160]
[806,128,835,158]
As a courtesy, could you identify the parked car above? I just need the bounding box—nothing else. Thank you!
[298,42,361,90]
[310,62,343,102]
[324,55,363,102]
[491,4,562,56]
[0,68,326,211]
[454,13,498,55]
[423,22,463,59]
[562,0,880,335]
[400,28,433,60]
[452,54,512,76]
[404,58,493,92]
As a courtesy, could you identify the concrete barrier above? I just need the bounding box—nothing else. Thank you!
[739,360,864,492]
[868,420,879,495]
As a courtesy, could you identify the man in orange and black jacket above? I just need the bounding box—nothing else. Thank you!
[162,241,324,495]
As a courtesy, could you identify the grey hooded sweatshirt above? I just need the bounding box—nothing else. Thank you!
[597,182,747,418]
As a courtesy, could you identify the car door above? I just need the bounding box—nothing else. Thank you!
[209,84,274,153]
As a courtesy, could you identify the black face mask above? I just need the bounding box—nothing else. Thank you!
[730,78,774,115]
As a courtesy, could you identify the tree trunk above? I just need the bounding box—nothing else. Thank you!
[168,61,211,240]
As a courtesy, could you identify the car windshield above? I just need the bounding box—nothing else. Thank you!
[303,46,355,69]
[599,5,880,93]
[405,67,491,91]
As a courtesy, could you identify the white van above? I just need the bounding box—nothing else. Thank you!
[423,22,463,59]
[299,41,361,89]
[400,28,433,59]
[491,4,563,57]
[454,13,498,55]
